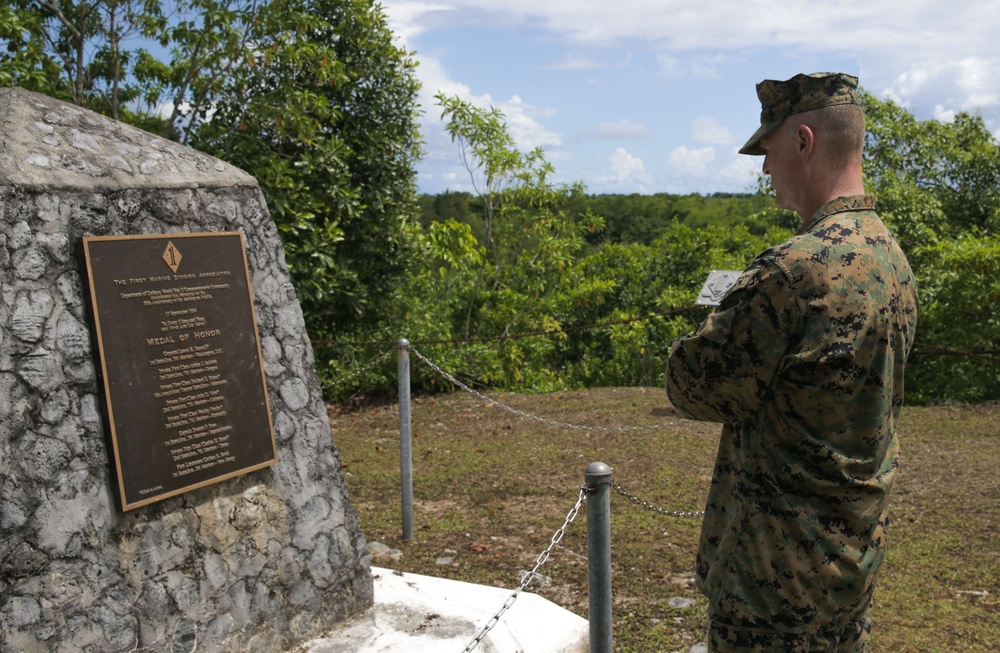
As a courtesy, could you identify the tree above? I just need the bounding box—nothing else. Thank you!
[0,2,65,98]
[0,1,280,137]
[862,91,1000,246]
[195,0,422,347]
[435,93,603,337]
[4,0,424,394]
[312,0,422,329]
[0,0,175,128]
[906,234,1000,403]
[862,91,1000,403]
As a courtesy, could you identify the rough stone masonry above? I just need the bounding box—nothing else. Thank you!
[0,87,373,652]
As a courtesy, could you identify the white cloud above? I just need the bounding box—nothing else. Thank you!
[498,95,562,150]
[656,54,684,80]
[539,55,605,71]
[718,153,763,191]
[383,2,563,156]
[669,146,715,175]
[882,57,1000,120]
[933,104,956,123]
[378,1,939,52]
[593,147,653,186]
[380,1,454,44]
[384,0,1000,194]
[389,1,1000,96]
[424,89,560,153]
[690,116,734,146]
[582,118,652,140]
[665,147,759,192]
[382,4,565,191]
[953,58,1000,109]
[655,53,727,81]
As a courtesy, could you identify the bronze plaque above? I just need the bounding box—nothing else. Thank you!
[83,232,277,510]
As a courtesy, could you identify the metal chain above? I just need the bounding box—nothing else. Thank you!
[324,348,394,389]
[461,485,589,653]
[613,482,705,518]
[411,347,688,432]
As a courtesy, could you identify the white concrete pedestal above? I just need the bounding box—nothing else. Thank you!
[296,567,589,653]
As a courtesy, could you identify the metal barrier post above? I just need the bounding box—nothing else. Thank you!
[398,338,414,540]
[585,462,613,653]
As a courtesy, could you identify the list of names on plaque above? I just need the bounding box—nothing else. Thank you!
[84,233,277,510]
[122,275,232,481]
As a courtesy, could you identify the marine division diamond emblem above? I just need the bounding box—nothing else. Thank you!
[163,241,182,273]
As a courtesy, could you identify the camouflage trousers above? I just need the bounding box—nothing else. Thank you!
[708,596,873,653]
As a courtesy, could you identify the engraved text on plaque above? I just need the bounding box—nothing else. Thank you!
[83,232,277,510]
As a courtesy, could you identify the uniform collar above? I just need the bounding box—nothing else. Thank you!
[799,194,876,234]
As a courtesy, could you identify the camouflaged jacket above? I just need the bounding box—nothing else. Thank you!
[666,195,918,634]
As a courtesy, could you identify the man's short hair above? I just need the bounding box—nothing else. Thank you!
[788,103,866,163]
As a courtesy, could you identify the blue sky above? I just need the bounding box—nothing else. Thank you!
[380,0,1000,197]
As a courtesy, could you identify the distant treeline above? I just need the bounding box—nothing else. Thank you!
[420,191,799,246]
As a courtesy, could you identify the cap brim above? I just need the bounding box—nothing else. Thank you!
[738,118,781,156]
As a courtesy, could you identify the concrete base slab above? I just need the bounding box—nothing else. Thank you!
[295,567,589,653]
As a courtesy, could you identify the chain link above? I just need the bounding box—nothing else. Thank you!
[461,485,588,653]
[324,348,394,389]
[411,347,688,433]
[613,482,705,518]
[401,345,700,649]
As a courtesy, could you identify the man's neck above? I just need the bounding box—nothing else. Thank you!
[797,165,865,223]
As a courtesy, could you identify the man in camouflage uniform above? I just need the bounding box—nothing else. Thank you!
[666,73,919,652]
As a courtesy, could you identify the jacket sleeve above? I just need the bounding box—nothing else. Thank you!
[666,258,801,423]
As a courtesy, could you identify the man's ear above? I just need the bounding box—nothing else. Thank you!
[796,124,816,160]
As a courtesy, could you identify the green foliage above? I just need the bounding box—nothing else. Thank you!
[388,91,1000,405]
[400,95,605,392]
[543,221,785,389]
[191,0,422,378]
[418,191,484,242]
[571,193,685,243]
[436,92,602,291]
[863,91,1000,245]
[0,0,175,126]
[317,0,422,317]
[422,191,796,246]
[905,234,1000,403]
[147,0,270,141]
[391,102,787,396]
[862,91,1000,403]
[575,192,793,244]
[554,243,689,388]
[0,2,66,98]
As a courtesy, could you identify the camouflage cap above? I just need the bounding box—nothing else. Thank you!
[739,72,860,155]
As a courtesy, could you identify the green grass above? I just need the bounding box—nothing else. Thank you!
[330,390,1000,652]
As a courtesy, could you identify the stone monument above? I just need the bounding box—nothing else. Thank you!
[0,87,372,652]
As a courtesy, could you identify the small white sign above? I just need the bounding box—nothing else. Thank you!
[696,270,742,306]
